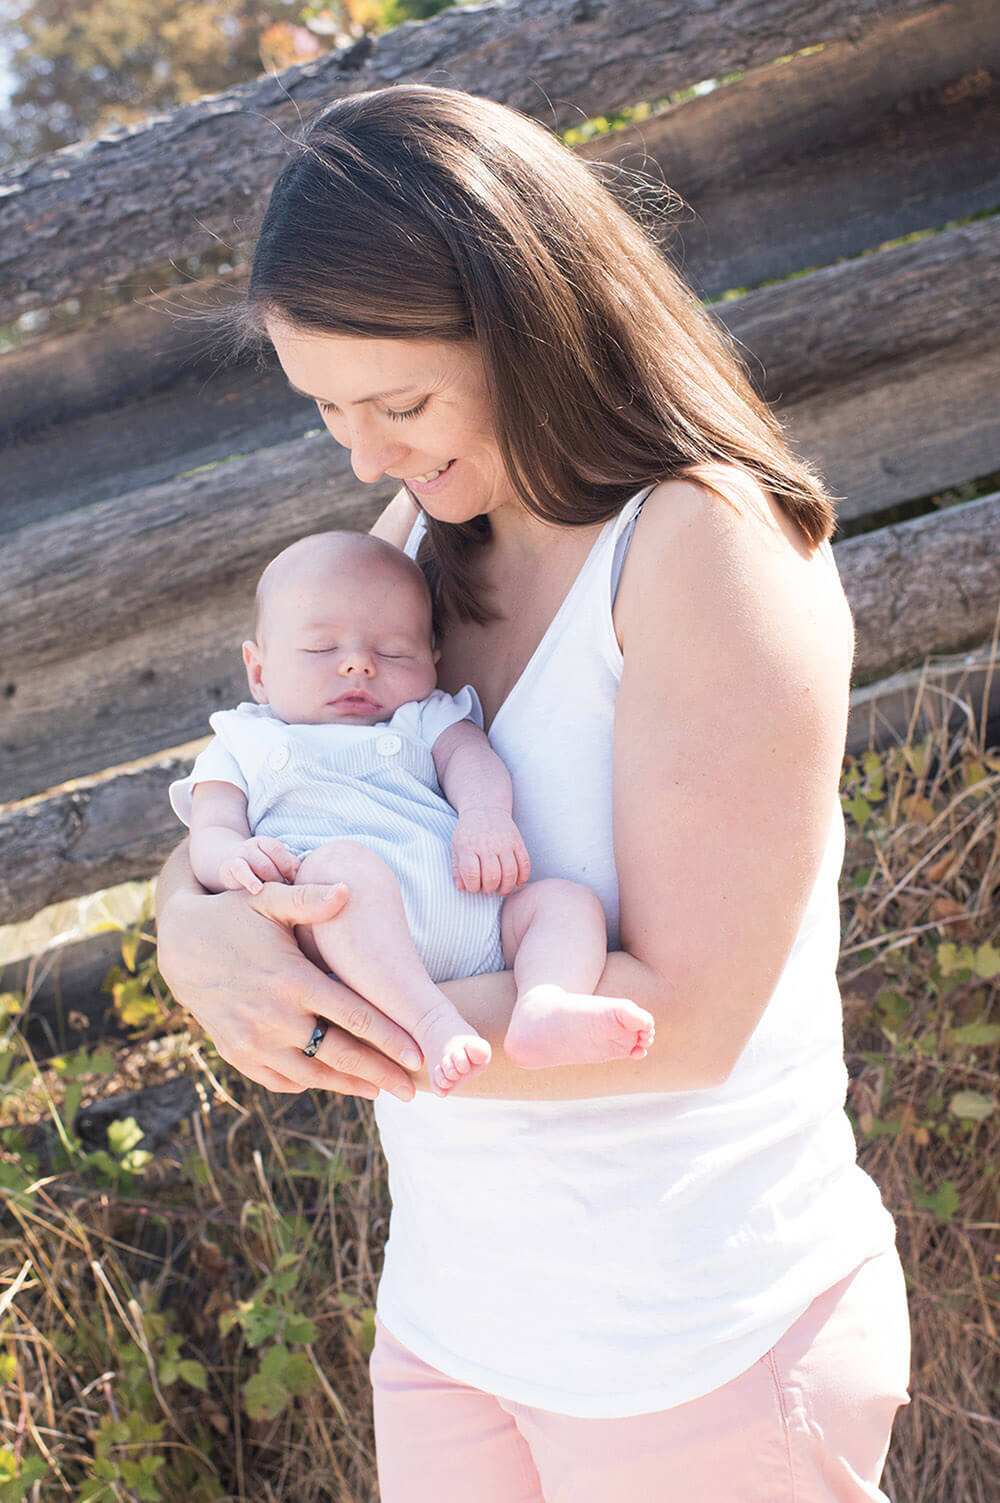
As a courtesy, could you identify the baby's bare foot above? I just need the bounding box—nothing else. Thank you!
[418,1002,492,1097]
[504,985,654,1070]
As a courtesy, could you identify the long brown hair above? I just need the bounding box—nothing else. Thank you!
[235,84,834,625]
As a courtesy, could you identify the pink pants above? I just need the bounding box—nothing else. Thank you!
[370,1250,910,1502]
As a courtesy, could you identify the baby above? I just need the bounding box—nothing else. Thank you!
[170,531,654,1095]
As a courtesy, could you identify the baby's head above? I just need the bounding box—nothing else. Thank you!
[243,531,439,726]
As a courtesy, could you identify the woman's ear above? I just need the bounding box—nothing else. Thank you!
[242,640,268,704]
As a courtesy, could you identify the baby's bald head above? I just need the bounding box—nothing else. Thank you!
[243,529,440,726]
[253,530,433,647]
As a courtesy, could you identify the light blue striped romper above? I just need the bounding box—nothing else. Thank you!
[169,688,505,984]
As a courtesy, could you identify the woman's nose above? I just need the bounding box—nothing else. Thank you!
[346,423,405,484]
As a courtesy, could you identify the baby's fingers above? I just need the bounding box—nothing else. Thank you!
[221,857,264,895]
[452,849,483,893]
[258,838,300,883]
[496,849,522,897]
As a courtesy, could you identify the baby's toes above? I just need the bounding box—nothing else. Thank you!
[464,1037,492,1069]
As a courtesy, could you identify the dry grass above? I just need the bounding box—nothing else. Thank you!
[1,695,998,1500]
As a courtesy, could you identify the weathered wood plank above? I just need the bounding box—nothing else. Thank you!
[835,492,1000,681]
[5,212,998,539]
[3,495,999,921]
[0,754,187,928]
[0,274,250,446]
[846,640,1000,756]
[0,0,938,321]
[782,333,1000,519]
[1,358,309,536]
[581,0,1000,298]
[714,213,1000,407]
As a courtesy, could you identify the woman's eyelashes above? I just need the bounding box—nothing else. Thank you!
[316,398,428,422]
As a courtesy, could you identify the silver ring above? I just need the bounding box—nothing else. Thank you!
[303,1019,328,1058]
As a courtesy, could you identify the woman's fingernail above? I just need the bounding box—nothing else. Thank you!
[401,1050,422,1069]
[393,1085,415,1102]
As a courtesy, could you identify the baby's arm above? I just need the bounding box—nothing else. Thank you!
[188,781,300,895]
[432,721,531,896]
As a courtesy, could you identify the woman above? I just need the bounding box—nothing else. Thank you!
[156,85,910,1500]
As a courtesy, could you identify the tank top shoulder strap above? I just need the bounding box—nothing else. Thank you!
[609,484,657,603]
[403,510,428,560]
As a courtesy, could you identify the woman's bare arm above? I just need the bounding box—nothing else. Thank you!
[409,478,853,1100]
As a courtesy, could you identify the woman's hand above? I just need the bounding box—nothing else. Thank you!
[156,848,420,1100]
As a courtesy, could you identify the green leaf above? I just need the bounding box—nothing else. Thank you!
[177,1360,208,1391]
[283,1352,318,1396]
[937,943,975,977]
[244,1368,290,1421]
[284,1316,318,1344]
[259,1342,289,1381]
[948,1091,996,1121]
[121,932,140,972]
[108,1117,145,1156]
[913,1179,960,1221]
[950,1023,1000,1047]
[974,944,1000,980]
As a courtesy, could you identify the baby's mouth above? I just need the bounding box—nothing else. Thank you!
[332,691,379,710]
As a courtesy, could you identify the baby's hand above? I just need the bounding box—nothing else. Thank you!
[451,810,531,896]
[218,837,301,895]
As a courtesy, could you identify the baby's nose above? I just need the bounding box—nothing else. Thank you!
[339,650,376,677]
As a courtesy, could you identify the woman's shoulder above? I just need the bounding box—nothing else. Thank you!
[370,488,420,550]
[617,470,854,673]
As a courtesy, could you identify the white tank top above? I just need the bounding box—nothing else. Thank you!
[373,487,897,1417]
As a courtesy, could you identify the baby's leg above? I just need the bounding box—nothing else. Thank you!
[500,879,654,1069]
[295,841,491,1096]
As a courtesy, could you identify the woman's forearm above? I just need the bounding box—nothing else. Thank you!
[429,950,724,1101]
[155,837,206,916]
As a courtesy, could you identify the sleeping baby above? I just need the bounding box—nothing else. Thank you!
[169,530,653,1095]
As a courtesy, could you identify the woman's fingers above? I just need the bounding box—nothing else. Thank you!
[292,968,423,1080]
[249,879,350,926]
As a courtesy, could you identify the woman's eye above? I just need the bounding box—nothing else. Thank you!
[316,398,427,422]
[386,400,428,422]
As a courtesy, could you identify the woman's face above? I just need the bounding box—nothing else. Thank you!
[266,320,519,524]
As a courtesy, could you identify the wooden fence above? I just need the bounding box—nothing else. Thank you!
[2,0,999,974]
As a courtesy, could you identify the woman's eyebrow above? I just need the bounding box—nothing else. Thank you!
[287,380,416,405]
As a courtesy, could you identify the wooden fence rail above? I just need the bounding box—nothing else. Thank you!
[2,0,998,935]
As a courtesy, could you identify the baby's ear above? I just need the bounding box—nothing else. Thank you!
[242,640,268,703]
[432,646,441,665]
